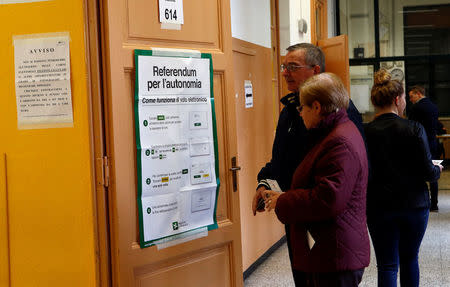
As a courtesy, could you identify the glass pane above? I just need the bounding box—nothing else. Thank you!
[380,61,407,115]
[339,0,375,59]
[405,58,430,116]
[379,1,450,57]
[380,61,405,83]
[378,0,395,57]
[404,58,450,116]
[431,60,450,116]
[350,65,375,122]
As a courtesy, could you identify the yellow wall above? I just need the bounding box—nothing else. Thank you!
[0,1,97,286]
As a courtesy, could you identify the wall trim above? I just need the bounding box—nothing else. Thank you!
[243,235,287,280]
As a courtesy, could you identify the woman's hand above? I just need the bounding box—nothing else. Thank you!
[262,190,281,212]
[252,186,266,216]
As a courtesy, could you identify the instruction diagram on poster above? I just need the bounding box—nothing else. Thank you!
[135,50,219,247]
[14,33,73,129]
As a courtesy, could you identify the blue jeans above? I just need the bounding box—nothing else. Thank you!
[367,208,429,287]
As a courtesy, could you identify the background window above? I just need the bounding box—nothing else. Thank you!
[339,0,375,59]
[404,4,450,56]
[339,0,450,117]
[350,65,375,121]
[405,58,450,116]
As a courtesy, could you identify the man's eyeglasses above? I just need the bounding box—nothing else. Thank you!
[280,64,314,73]
[296,104,305,113]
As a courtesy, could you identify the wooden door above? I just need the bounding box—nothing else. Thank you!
[1,2,98,286]
[311,0,328,45]
[100,1,243,286]
[318,35,350,92]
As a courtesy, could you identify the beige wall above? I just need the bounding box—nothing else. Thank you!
[232,38,286,271]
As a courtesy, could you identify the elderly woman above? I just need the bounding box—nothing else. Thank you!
[364,69,441,286]
[264,73,370,286]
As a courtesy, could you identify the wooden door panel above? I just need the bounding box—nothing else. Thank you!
[318,35,350,93]
[134,243,231,287]
[127,0,221,49]
[118,65,234,242]
[102,0,243,286]
[212,72,232,223]
[6,153,95,286]
[0,154,8,287]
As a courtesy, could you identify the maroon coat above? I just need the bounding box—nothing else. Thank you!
[275,110,370,273]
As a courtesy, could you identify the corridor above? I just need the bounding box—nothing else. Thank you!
[245,171,450,286]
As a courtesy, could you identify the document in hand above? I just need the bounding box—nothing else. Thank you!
[266,179,282,192]
[307,231,315,250]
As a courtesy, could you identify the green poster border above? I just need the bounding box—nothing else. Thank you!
[134,49,220,248]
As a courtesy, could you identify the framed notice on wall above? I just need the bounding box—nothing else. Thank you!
[13,33,73,129]
[134,49,219,248]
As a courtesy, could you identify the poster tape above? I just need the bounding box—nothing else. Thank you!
[1,0,49,4]
[155,227,208,250]
[152,47,201,58]
[160,23,181,31]
[12,32,71,44]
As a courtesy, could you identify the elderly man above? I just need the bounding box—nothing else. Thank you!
[409,85,440,211]
[252,43,364,286]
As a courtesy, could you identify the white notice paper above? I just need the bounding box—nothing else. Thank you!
[135,52,218,247]
[14,33,73,129]
[244,80,253,108]
[307,231,315,250]
[159,0,184,25]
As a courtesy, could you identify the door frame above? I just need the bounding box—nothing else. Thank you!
[311,0,328,45]
[87,0,244,286]
[83,0,112,286]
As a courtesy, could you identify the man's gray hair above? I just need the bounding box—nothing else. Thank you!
[287,43,325,73]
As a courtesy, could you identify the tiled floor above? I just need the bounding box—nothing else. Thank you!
[244,170,450,287]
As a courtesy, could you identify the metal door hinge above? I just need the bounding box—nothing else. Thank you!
[96,156,110,187]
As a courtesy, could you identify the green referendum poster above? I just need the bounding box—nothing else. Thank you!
[134,50,219,248]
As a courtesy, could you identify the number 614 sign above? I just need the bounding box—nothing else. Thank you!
[159,0,184,25]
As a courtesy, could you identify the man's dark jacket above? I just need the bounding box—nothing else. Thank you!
[257,92,364,191]
[408,97,439,157]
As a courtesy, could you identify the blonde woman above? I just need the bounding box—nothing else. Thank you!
[365,69,442,286]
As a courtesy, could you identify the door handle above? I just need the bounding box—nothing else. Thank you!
[230,156,241,192]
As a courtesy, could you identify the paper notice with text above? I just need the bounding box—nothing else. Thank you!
[135,50,219,248]
[14,33,73,129]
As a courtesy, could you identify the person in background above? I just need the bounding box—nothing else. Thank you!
[436,120,446,159]
[365,70,442,287]
[251,43,364,286]
[264,73,370,286]
[408,85,440,211]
